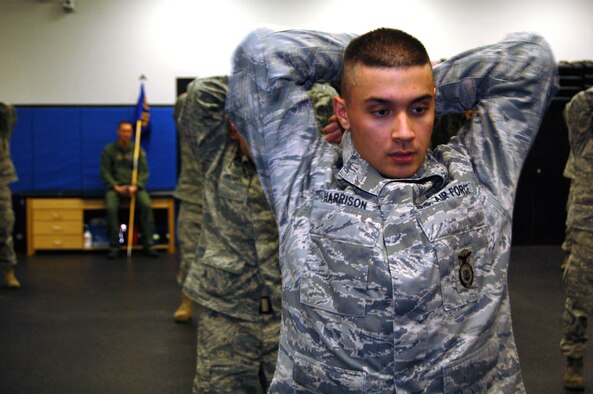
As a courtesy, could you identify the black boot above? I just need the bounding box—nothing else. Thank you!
[564,357,584,391]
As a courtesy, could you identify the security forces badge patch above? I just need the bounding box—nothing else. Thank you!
[458,249,474,289]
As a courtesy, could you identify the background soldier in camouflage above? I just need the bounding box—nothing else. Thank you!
[308,83,338,131]
[171,93,202,322]
[100,121,158,259]
[560,86,593,391]
[430,110,476,148]
[179,76,281,393]
[561,152,576,271]
[227,28,557,392]
[0,102,20,289]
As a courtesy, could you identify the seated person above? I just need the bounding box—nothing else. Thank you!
[100,120,157,259]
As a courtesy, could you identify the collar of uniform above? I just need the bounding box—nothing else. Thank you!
[337,132,384,195]
[417,153,448,186]
[116,141,133,153]
[337,132,448,195]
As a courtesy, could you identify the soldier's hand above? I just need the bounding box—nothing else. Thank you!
[128,185,138,196]
[114,185,127,196]
[322,114,344,145]
[464,109,477,120]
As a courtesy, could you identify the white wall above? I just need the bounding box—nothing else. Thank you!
[1,0,592,105]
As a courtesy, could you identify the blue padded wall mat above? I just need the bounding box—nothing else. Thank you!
[10,107,34,191]
[10,106,177,194]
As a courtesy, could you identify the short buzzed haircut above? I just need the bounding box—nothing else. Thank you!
[118,120,133,129]
[341,28,431,99]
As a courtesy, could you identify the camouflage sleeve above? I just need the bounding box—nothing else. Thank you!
[564,87,593,158]
[251,179,282,314]
[173,93,187,128]
[137,148,149,188]
[227,29,354,217]
[0,103,17,139]
[100,146,117,189]
[433,32,559,212]
[178,76,229,163]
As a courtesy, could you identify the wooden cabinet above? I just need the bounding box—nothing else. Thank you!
[28,198,83,252]
[27,197,175,256]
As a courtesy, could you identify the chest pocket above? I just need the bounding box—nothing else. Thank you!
[300,201,381,317]
[417,188,492,311]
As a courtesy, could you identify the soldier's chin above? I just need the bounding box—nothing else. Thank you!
[379,165,417,179]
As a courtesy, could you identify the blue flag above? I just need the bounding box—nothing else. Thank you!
[134,83,151,134]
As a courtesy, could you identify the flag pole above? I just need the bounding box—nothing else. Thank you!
[127,74,146,257]
[127,119,142,257]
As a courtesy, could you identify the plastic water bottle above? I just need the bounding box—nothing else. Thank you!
[83,225,92,248]
[118,224,127,245]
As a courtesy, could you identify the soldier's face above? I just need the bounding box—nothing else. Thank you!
[117,123,133,145]
[334,63,435,179]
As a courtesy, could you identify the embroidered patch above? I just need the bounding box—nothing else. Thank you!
[417,182,473,209]
[314,190,370,210]
[458,249,474,289]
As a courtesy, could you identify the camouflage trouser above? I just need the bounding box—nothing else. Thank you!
[561,228,593,359]
[193,305,280,393]
[561,228,574,268]
[562,230,574,253]
[561,185,575,264]
[176,201,202,286]
[0,184,16,269]
[105,189,155,250]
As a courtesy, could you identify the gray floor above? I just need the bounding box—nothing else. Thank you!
[509,245,593,393]
[0,251,196,393]
[0,246,591,393]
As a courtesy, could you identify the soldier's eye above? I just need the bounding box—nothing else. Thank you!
[374,109,389,117]
[411,106,428,115]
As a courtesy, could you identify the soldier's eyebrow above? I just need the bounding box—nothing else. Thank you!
[411,94,434,103]
[365,94,434,106]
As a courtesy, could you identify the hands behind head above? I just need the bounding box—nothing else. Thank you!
[322,114,344,145]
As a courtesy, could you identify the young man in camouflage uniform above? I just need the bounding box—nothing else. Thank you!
[171,93,202,322]
[560,86,593,391]
[179,76,282,393]
[0,102,20,289]
[227,28,558,392]
[100,121,158,259]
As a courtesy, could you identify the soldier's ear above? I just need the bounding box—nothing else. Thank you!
[333,95,350,131]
